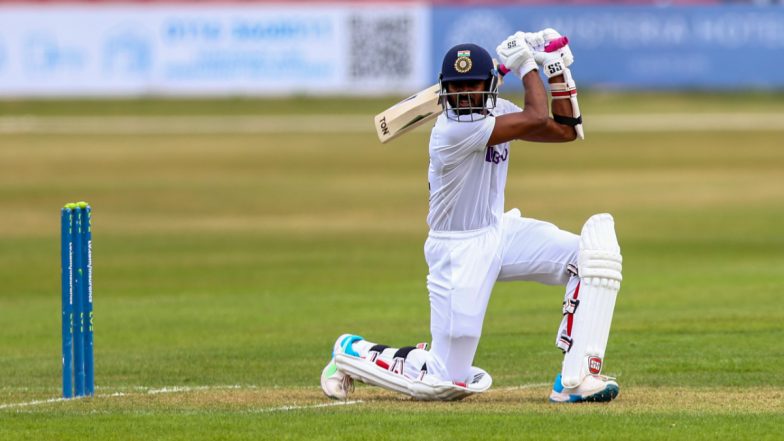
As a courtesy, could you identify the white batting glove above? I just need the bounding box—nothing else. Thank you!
[496,34,537,78]
[530,28,574,79]
[535,51,567,79]
[514,31,546,51]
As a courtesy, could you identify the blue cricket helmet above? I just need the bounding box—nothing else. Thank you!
[440,43,496,83]
[438,43,499,121]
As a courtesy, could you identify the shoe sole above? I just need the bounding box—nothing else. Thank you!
[549,384,619,403]
[580,383,619,402]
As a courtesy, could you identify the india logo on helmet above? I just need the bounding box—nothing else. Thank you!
[454,50,472,73]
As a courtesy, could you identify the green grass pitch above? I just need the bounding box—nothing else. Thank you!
[0,93,783,440]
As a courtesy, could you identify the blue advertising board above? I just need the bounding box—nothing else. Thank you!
[432,6,784,90]
[0,4,431,97]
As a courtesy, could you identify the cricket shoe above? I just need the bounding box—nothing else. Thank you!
[549,373,619,403]
[320,334,363,400]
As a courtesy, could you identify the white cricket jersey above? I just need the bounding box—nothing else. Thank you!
[427,98,522,232]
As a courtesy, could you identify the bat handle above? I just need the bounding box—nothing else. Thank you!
[497,35,569,78]
[544,36,569,53]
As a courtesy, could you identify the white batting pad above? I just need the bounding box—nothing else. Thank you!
[561,213,622,388]
[335,353,492,401]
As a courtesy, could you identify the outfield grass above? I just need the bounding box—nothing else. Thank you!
[2,91,784,116]
[0,95,782,440]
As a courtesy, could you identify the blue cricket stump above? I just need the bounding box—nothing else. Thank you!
[60,207,74,398]
[61,202,94,398]
[73,207,85,396]
[84,205,94,396]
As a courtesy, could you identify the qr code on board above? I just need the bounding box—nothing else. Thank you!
[348,15,413,80]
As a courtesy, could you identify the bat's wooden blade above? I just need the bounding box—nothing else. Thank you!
[374,84,441,144]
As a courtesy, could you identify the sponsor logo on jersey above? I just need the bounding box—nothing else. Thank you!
[485,146,508,164]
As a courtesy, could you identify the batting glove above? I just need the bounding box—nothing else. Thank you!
[496,33,537,78]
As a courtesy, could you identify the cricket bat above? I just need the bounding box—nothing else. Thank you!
[374,36,569,144]
[374,83,442,144]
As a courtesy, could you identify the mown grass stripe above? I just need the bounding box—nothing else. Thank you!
[1,113,783,134]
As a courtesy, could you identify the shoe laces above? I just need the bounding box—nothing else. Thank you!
[341,374,355,394]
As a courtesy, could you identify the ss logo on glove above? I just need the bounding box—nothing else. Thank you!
[507,40,518,49]
[548,62,563,75]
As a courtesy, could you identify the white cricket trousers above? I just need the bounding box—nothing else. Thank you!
[424,209,579,383]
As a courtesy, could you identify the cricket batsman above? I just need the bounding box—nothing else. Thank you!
[321,30,623,403]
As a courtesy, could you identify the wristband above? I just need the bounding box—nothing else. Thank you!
[553,114,582,127]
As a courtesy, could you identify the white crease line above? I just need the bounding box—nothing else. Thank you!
[496,382,551,392]
[0,385,242,410]
[0,113,783,134]
[146,385,244,395]
[251,400,364,413]
[0,392,132,410]
[0,397,70,410]
[0,385,342,412]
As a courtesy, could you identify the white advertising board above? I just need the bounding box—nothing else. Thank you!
[0,4,430,96]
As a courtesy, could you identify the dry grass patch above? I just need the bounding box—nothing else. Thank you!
[6,385,781,415]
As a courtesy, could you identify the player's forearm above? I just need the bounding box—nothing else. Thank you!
[548,74,578,140]
[549,74,576,135]
[522,70,549,123]
[487,70,550,146]
[521,75,577,142]
[520,119,576,142]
